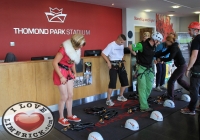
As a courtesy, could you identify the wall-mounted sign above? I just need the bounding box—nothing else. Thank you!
[12,7,91,35]
[128,31,133,39]
[134,16,155,23]
[13,28,90,35]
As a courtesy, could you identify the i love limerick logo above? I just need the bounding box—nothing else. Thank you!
[2,101,54,139]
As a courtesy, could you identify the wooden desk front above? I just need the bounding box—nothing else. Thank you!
[0,55,131,116]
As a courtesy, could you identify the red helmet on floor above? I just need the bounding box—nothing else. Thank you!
[188,21,200,29]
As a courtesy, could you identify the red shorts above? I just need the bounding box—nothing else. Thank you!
[53,67,75,85]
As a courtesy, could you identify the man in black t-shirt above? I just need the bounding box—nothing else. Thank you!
[181,21,200,115]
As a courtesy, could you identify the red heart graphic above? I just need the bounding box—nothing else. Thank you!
[14,112,44,132]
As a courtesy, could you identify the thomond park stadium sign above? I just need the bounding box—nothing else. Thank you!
[13,28,91,35]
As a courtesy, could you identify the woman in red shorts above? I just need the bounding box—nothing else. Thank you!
[52,34,86,126]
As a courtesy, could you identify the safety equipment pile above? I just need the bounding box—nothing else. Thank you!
[84,107,118,123]
[61,122,95,131]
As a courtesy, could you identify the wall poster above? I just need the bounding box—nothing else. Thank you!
[83,62,92,85]
[177,32,192,64]
[73,62,92,87]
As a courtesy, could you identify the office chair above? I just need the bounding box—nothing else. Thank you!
[4,52,17,62]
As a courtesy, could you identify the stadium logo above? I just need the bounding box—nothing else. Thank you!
[45,7,67,23]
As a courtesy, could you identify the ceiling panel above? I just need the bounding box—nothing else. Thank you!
[69,0,200,17]
[164,0,200,8]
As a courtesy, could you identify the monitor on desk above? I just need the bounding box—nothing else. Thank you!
[76,59,83,73]
[124,47,130,54]
[31,56,55,61]
[84,50,102,57]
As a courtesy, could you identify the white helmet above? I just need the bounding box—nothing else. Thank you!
[163,99,175,108]
[88,132,104,140]
[150,111,163,121]
[125,119,139,131]
[152,32,163,42]
[181,94,191,102]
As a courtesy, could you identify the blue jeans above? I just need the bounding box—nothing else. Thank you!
[188,76,200,111]
[167,64,189,100]
[156,63,166,87]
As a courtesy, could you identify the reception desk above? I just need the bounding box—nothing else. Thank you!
[0,54,131,116]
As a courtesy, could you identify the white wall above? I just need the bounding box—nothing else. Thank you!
[179,16,199,32]
[170,16,180,32]
[122,8,156,45]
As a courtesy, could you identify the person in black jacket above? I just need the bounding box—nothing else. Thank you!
[181,21,200,115]
[155,35,189,101]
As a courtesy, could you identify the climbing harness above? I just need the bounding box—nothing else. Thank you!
[99,110,118,123]
[61,122,95,131]
[84,107,106,115]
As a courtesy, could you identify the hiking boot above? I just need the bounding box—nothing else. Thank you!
[140,108,153,112]
[106,100,115,106]
[155,86,163,92]
[67,115,81,122]
[58,118,70,126]
[117,95,127,102]
[180,108,195,115]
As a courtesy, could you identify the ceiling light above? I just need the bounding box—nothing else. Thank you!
[172,5,180,8]
[194,11,200,14]
[168,14,174,16]
[112,3,114,6]
[144,9,151,12]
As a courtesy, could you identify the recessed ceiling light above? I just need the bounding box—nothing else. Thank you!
[172,5,180,8]
[194,11,200,14]
[144,9,151,12]
[168,14,174,16]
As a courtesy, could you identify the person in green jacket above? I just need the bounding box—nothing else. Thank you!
[128,32,163,112]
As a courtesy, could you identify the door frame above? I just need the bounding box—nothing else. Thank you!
[133,24,156,44]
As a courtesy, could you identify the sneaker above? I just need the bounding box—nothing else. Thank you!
[106,100,115,106]
[180,108,195,115]
[160,85,167,90]
[140,108,153,112]
[117,95,127,102]
[155,86,163,92]
[67,115,81,122]
[58,118,70,126]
